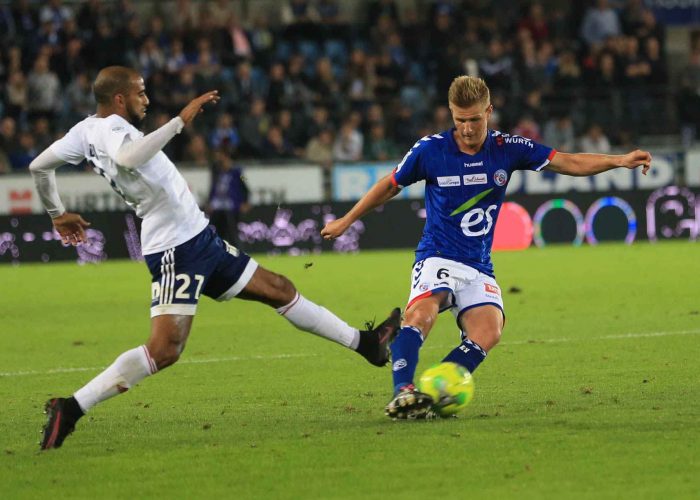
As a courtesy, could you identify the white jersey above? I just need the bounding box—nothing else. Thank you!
[50,114,209,255]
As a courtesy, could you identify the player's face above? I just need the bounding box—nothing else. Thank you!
[450,102,492,152]
[123,78,149,126]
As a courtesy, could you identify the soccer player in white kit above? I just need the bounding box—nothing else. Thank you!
[31,66,400,449]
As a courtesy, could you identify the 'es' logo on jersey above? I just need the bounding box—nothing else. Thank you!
[493,169,508,186]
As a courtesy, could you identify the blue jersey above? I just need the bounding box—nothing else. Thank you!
[391,129,555,277]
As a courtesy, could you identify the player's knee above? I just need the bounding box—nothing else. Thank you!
[149,340,185,370]
[403,308,437,336]
[269,272,296,304]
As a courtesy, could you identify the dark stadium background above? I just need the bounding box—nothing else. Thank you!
[1,0,698,262]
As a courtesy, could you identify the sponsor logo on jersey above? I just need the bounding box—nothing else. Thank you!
[111,126,124,132]
[504,136,534,148]
[484,283,501,296]
[419,283,429,291]
[464,161,483,168]
[460,204,498,236]
[450,189,493,216]
[437,175,461,187]
[493,169,508,186]
[463,173,488,185]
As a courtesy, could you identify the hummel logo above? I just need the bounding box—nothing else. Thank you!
[464,161,483,168]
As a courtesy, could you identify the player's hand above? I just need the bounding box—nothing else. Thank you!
[179,91,220,125]
[321,217,351,240]
[621,149,652,175]
[52,212,91,246]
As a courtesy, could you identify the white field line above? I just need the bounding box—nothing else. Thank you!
[1,329,700,379]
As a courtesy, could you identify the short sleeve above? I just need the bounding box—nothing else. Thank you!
[49,125,86,165]
[391,137,429,187]
[511,138,556,172]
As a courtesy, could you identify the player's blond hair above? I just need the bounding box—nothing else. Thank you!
[448,76,490,108]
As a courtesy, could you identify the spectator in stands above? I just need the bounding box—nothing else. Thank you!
[8,131,37,171]
[238,98,270,157]
[262,125,296,159]
[581,0,621,48]
[39,0,73,33]
[620,35,651,137]
[512,115,542,142]
[221,13,253,65]
[0,149,10,174]
[479,38,514,95]
[333,119,363,161]
[26,55,61,122]
[207,147,250,248]
[209,112,240,151]
[0,117,17,156]
[344,48,376,111]
[305,126,335,169]
[543,114,576,152]
[4,70,28,121]
[249,14,275,68]
[183,133,212,169]
[310,57,343,115]
[32,117,53,152]
[364,123,397,161]
[137,36,166,79]
[266,62,294,114]
[579,124,612,154]
[518,2,550,44]
[678,37,700,147]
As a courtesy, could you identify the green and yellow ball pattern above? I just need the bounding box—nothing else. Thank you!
[417,362,475,416]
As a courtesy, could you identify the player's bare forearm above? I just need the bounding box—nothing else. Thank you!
[321,174,400,239]
[547,150,652,177]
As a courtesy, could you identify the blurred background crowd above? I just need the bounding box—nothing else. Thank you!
[0,0,699,176]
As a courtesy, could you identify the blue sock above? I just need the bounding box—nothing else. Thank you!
[442,338,487,373]
[390,326,424,394]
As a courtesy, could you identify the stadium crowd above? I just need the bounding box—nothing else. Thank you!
[0,0,696,175]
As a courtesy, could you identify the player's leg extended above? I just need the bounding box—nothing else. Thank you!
[385,292,449,419]
[237,266,400,366]
[390,292,447,393]
[40,315,193,450]
[443,305,503,373]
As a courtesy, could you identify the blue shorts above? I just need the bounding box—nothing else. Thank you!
[144,227,258,317]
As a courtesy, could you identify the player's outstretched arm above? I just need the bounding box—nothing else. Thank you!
[115,91,221,169]
[546,149,652,177]
[321,174,400,239]
[178,90,220,125]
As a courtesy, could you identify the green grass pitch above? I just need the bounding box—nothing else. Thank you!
[1,242,699,499]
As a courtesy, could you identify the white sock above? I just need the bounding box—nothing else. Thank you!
[74,345,157,412]
[277,293,360,349]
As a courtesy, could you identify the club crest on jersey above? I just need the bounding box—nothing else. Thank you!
[493,169,508,186]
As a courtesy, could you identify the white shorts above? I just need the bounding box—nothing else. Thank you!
[406,257,505,325]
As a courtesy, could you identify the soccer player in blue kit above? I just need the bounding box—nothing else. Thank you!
[30,66,400,449]
[321,76,652,419]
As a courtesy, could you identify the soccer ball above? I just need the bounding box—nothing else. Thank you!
[417,362,475,416]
